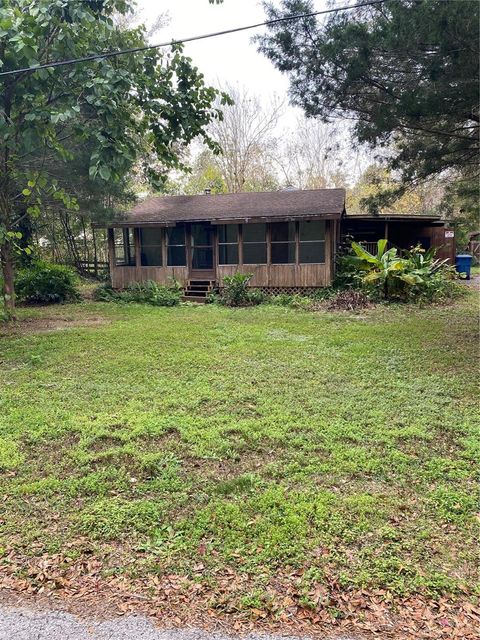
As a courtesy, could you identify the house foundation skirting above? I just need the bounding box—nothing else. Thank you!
[219,286,324,296]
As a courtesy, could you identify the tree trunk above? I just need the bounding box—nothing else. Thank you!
[1,241,15,319]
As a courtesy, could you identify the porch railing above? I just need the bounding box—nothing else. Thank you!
[358,240,405,256]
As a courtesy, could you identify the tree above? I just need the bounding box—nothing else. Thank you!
[182,150,228,195]
[273,116,351,189]
[259,0,479,213]
[347,164,442,215]
[0,0,226,317]
[209,84,282,192]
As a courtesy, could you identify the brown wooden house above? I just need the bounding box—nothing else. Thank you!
[99,188,454,299]
[101,189,345,299]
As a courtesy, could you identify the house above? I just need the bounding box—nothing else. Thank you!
[98,188,454,299]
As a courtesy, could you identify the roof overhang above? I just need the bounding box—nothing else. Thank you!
[93,212,342,229]
[344,214,444,222]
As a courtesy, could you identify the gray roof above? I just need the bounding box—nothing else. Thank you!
[105,189,346,226]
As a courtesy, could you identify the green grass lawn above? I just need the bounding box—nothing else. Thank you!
[0,296,479,615]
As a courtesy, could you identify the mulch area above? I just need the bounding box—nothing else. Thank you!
[1,551,478,639]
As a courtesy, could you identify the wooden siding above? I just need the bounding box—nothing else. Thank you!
[111,266,189,289]
[217,264,329,287]
[427,226,456,263]
[110,220,334,289]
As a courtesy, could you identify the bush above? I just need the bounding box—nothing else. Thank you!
[93,280,181,307]
[15,262,80,304]
[122,281,181,306]
[92,282,117,302]
[219,273,258,307]
[246,288,267,305]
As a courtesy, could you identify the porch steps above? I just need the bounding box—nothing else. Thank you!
[182,279,216,303]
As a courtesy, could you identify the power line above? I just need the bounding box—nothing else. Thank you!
[0,0,387,79]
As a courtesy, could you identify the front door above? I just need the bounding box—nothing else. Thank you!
[189,223,215,279]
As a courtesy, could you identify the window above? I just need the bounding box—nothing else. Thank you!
[167,224,186,266]
[243,223,267,264]
[113,228,135,266]
[270,222,295,264]
[218,224,239,265]
[139,228,162,266]
[299,220,325,263]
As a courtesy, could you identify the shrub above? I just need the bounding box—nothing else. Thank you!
[220,273,257,306]
[123,281,181,306]
[93,280,181,307]
[92,282,118,302]
[246,288,267,305]
[15,262,80,304]
[269,293,295,306]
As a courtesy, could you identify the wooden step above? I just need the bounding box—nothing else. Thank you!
[184,289,208,297]
[183,279,216,303]
[188,284,212,291]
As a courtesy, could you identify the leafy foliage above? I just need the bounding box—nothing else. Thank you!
[93,280,181,307]
[218,273,265,307]
[0,0,227,316]
[259,0,479,215]
[15,262,80,304]
[345,240,461,302]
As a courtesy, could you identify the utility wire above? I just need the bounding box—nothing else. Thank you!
[0,0,387,78]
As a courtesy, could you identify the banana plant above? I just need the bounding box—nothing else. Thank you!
[351,239,407,298]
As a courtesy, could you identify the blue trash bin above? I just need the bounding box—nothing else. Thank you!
[455,254,472,280]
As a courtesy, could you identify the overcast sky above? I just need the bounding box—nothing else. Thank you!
[136,1,369,181]
[137,0,328,121]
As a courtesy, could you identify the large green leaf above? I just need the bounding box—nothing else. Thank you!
[351,241,377,263]
[363,270,383,283]
[388,260,406,271]
[398,273,424,285]
[376,239,388,258]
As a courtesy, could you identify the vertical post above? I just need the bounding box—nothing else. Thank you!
[238,224,243,268]
[266,223,271,287]
[162,227,167,269]
[384,220,389,241]
[107,228,115,283]
[294,221,299,266]
[325,220,332,285]
[186,224,191,278]
[134,227,141,281]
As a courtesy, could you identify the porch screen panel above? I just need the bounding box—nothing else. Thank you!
[218,224,239,265]
[114,228,135,266]
[243,223,267,264]
[299,220,325,263]
[140,228,162,266]
[191,223,213,269]
[167,224,186,266]
[270,222,295,264]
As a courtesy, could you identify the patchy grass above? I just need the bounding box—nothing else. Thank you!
[0,295,479,613]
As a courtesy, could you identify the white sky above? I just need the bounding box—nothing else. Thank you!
[135,1,369,181]
[137,0,327,122]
